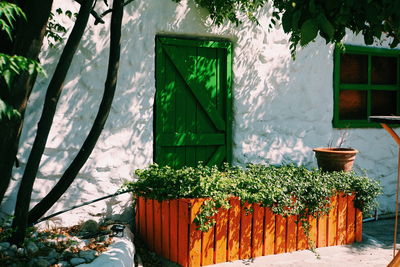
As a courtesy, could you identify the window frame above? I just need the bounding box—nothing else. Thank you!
[333,45,400,128]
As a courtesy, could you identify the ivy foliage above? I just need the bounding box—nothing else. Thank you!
[124,164,381,232]
[173,0,400,56]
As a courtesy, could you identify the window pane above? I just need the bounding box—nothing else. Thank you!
[371,90,397,115]
[372,56,397,85]
[340,54,368,84]
[339,90,367,120]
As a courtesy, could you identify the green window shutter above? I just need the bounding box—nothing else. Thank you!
[154,36,232,168]
[333,45,400,128]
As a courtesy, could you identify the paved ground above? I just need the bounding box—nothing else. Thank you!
[157,218,399,267]
[208,218,398,267]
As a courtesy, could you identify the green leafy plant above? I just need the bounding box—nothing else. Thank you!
[0,2,45,122]
[46,8,77,47]
[0,1,25,40]
[124,164,381,235]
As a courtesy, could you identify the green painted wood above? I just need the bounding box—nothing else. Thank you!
[155,36,232,168]
[333,45,400,128]
[340,84,398,90]
[162,45,226,131]
[158,36,231,49]
[157,133,225,146]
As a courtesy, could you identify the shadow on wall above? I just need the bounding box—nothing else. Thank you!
[232,22,336,168]
[3,0,345,222]
[4,1,158,220]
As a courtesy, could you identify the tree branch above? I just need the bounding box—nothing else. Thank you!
[74,0,105,24]
[11,0,94,244]
[28,0,124,225]
[97,0,133,24]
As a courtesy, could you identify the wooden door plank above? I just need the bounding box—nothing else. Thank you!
[154,38,166,166]
[155,37,232,168]
[158,37,231,49]
[162,45,226,131]
[207,146,226,167]
[157,133,225,146]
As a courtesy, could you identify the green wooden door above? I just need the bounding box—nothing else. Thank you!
[154,36,232,168]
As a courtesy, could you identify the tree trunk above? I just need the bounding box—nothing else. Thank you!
[28,0,124,225]
[11,0,94,244]
[0,0,53,205]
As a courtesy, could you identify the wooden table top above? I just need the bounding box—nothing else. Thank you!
[369,116,400,124]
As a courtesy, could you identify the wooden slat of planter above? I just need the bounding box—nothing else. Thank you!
[227,198,240,261]
[161,200,170,259]
[252,204,264,258]
[178,200,189,267]
[286,215,297,252]
[328,195,338,246]
[201,222,214,265]
[154,200,162,255]
[275,214,287,254]
[263,208,275,255]
[347,194,356,244]
[240,202,252,259]
[337,193,348,245]
[189,199,202,267]
[297,219,308,250]
[138,197,146,240]
[317,214,328,248]
[146,199,154,250]
[169,199,179,263]
[355,209,363,242]
[215,207,228,264]
[308,215,317,248]
[136,198,140,235]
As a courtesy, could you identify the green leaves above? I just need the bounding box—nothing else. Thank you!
[317,14,334,41]
[0,1,25,40]
[0,53,45,88]
[0,98,20,121]
[300,19,318,46]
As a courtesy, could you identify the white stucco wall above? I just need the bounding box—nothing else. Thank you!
[2,0,399,225]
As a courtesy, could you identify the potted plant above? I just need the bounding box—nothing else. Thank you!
[313,131,358,172]
[313,147,358,172]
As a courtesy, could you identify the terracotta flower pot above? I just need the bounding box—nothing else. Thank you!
[313,147,358,172]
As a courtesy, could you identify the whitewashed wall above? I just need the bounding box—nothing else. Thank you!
[1,0,399,226]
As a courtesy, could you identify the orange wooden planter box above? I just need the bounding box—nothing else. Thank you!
[135,193,362,267]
